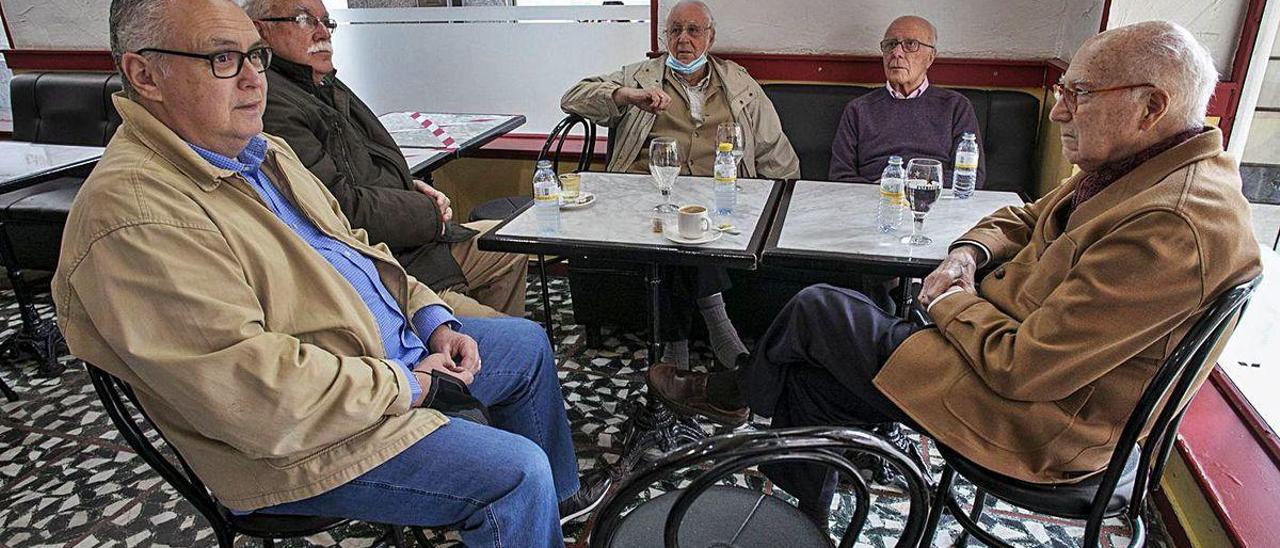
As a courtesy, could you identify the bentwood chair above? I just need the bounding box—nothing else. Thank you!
[468,113,598,223]
[589,426,932,548]
[469,113,601,343]
[86,364,432,548]
[919,276,1262,548]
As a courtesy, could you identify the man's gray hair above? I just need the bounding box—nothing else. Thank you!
[239,0,281,19]
[669,0,715,28]
[109,0,174,96]
[1102,21,1219,128]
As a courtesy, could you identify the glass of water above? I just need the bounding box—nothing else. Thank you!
[902,158,943,246]
[717,122,745,164]
[649,137,680,213]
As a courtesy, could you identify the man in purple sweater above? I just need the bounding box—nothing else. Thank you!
[829,16,986,186]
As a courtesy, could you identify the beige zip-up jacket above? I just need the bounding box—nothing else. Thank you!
[561,55,800,180]
[874,129,1261,483]
[53,95,449,511]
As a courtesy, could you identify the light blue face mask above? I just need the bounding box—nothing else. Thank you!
[666,53,708,75]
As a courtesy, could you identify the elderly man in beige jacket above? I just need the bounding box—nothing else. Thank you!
[648,20,1262,526]
[562,0,799,371]
[53,1,606,545]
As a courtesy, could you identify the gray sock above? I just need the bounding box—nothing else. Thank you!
[697,293,748,367]
[662,339,690,369]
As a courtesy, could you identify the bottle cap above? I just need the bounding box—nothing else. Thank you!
[536,159,552,168]
[962,132,976,139]
[718,142,733,152]
[888,155,903,164]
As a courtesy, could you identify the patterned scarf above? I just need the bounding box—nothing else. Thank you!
[1070,128,1205,213]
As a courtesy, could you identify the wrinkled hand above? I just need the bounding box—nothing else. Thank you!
[414,180,453,234]
[613,87,672,114]
[919,246,981,308]
[412,352,472,386]
[427,324,481,381]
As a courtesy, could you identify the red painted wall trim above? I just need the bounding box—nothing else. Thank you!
[649,1,658,56]
[1174,366,1280,547]
[2,49,115,71]
[472,132,608,161]
[1209,369,1280,468]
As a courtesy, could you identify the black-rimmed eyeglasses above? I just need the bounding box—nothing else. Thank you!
[879,38,935,54]
[257,12,338,34]
[136,46,273,79]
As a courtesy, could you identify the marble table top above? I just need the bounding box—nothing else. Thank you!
[391,112,526,174]
[0,141,105,189]
[481,172,780,269]
[766,180,1024,275]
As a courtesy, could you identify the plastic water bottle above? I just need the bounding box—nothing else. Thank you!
[713,142,737,216]
[952,133,979,199]
[532,160,560,234]
[876,156,906,233]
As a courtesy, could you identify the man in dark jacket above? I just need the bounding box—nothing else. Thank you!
[250,0,527,318]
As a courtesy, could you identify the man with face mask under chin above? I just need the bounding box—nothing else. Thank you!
[561,0,800,378]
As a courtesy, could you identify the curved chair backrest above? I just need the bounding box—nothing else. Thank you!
[589,426,931,548]
[85,364,231,530]
[1089,275,1262,527]
[538,114,597,173]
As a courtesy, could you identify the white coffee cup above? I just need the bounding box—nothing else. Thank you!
[677,205,712,239]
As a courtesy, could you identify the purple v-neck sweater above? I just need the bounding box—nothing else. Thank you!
[829,86,986,187]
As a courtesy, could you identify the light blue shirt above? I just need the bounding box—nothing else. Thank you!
[188,135,458,404]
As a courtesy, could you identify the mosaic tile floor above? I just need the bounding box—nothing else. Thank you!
[0,276,1172,547]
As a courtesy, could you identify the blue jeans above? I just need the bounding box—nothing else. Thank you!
[260,317,578,548]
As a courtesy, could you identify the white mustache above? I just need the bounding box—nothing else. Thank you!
[307,41,333,54]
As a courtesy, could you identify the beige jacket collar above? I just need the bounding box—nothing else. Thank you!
[1064,127,1226,232]
[112,93,255,193]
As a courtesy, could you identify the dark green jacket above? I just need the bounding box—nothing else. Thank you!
[262,57,476,291]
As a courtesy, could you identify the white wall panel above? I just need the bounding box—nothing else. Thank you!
[1107,0,1249,74]
[329,7,650,133]
[656,0,1104,61]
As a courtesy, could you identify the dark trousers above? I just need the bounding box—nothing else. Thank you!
[744,284,926,522]
[658,265,732,342]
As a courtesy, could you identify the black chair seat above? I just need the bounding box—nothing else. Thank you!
[611,485,830,548]
[0,177,83,271]
[939,444,1138,519]
[0,176,82,222]
[224,510,347,539]
[469,195,532,222]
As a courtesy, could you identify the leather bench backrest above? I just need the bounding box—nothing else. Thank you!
[762,83,1041,197]
[11,72,124,147]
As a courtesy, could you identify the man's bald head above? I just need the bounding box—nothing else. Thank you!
[885,15,937,48]
[1080,21,1217,129]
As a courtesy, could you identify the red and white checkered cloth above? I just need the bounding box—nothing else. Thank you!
[408,112,457,150]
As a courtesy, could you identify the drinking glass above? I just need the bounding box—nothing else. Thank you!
[901,158,943,246]
[649,137,680,213]
[716,122,745,164]
[717,122,745,189]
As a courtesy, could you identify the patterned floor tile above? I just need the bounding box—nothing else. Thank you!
[0,278,1171,547]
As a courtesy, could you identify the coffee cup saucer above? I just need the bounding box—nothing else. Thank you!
[662,226,723,245]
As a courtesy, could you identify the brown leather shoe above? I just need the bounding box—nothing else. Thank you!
[646,363,749,427]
